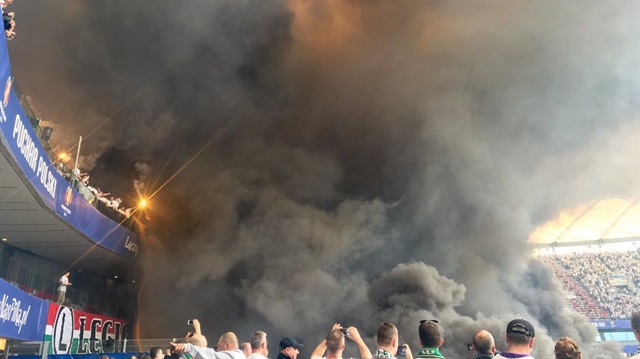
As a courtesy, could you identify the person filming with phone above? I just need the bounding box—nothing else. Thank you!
[310,323,372,359]
[372,322,412,359]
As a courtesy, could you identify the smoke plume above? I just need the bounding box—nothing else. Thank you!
[9,1,638,358]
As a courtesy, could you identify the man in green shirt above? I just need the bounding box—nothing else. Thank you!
[414,320,445,359]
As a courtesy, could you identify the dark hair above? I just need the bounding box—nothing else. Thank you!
[507,333,531,346]
[150,347,163,359]
[418,320,441,347]
[326,329,345,353]
[377,322,398,346]
[554,337,581,359]
[632,312,640,333]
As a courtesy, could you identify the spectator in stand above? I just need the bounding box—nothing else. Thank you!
[632,311,640,359]
[172,332,245,359]
[414,320,445,359]
[540,250,640,320]
[240,343,251,357]
[246,331,268,359]
[372,322,412,359]
[96,190,111,204]
[471,330,495,359]
[118,207,133,218]
[57,271,72,305]
[554,337,581,359]
[3,13,14,40]
[310,324,372,359]
[493,319,535,359]
[278,337,304,359]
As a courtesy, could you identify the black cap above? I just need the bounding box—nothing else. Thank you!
[279,337,304,350]
[506,319,535,338]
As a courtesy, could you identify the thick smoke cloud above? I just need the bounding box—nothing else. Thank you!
[10,1,638,358]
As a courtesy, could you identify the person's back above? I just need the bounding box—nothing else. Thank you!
[414,320,445,359]
[246,331,268,359]
[493,319,535,359]
[173,332,246,359]
[470,330,495,359]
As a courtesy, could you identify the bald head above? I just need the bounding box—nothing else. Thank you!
[240,342,251,356]
[472,330,495,355]
[188,333,208,348]
[217,332,239,351]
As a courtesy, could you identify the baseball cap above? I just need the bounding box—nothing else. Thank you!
[279,337,304,350]
[506,319,535,338]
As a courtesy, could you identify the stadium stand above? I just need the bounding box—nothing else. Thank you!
[540,249,640,320]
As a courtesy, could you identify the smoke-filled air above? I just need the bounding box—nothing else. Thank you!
[10,1,638,358]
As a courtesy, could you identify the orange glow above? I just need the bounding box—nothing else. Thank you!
[529,198,640,244]
[139,199,147,208]
[58,153,69,161]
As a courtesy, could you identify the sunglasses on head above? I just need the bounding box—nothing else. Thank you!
[420,319,439,324]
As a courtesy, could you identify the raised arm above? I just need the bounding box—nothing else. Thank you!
[311,323,343,359]
[346,327,371,359]
[192,319,202,335]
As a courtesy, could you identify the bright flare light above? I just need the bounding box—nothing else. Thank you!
[58,153,69,161]
[139,199,147,208]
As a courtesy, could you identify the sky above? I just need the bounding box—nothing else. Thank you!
[8,1,640,358]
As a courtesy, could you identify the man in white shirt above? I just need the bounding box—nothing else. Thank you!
[246,331,268,359]
[172,332,246,359]
[57,272,72,305]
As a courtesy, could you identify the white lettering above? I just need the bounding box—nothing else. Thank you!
[0,294,31,334]
[36,157,57,198]
[9,115,56,199]
[12,115,38,172]
[124,237,139,255]
[0,100,6,123]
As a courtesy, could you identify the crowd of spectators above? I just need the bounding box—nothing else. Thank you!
[54,160,136,229]
[2,0,15,40]
[540,249,640,320]
[134,315,639,359]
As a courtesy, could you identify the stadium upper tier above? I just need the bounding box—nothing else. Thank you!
[0,34,138,279]
[539,250,639,320]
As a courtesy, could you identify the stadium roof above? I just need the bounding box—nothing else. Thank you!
[529,198,640,244]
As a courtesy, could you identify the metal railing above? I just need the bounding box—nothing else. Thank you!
[4,257,119,317]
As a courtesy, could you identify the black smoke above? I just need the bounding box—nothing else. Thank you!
[9,1,638,358]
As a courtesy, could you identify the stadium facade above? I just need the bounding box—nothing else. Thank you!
[0,34,140,355]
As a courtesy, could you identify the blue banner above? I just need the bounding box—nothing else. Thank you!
[590,320,631,329]
[0,38,139,259]
[0,279,48,341]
